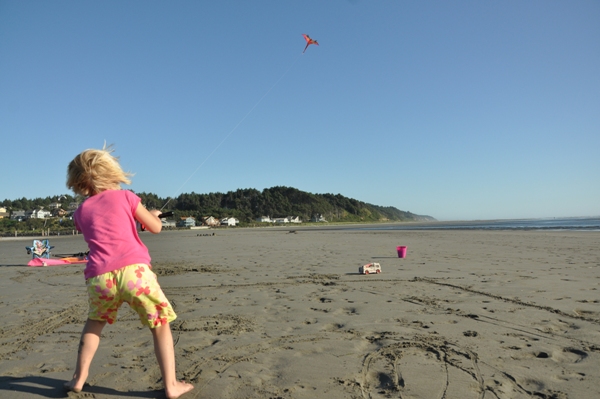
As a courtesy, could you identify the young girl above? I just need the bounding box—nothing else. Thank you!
[65,146,193,399]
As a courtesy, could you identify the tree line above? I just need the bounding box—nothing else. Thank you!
[1,186,434,228]
[131,186,433,223]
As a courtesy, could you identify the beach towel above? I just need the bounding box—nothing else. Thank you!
[28,257,87,267]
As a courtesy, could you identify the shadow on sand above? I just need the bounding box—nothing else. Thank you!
[0,375,162,398]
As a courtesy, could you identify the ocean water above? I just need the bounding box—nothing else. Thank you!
[358,217,600,231]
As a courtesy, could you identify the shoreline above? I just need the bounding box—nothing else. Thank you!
[3,215,600,242]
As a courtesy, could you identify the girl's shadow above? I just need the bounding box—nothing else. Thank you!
[1,375,162,398]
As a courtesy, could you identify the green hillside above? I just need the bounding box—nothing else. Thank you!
[1,186,435,228]
[136,186,435,224]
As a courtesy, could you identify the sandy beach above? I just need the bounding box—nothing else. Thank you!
[1,227,599,398]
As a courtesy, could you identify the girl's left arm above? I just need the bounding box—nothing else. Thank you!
[135,203,162,234]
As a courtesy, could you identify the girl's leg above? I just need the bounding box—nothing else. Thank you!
[151,323,194,399]
[65,319,106,392]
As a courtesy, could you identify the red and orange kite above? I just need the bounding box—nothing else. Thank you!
[302,34,319,53]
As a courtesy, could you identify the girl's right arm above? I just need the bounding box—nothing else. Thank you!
[135,203,162,234]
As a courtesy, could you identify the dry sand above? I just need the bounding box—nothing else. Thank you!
[1,227,599,398]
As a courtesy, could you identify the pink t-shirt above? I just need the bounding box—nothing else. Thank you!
[74,190,151,279]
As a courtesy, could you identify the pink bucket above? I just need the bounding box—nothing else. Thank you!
[396,246,407,258]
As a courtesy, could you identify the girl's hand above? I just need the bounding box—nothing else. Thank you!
[135,204,162,234]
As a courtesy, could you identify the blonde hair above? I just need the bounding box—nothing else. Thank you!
[66,145,133,196]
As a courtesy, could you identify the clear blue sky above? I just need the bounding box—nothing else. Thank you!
[1,1,598,221]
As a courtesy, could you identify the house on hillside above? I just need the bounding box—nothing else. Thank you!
[177,217,196,228]
[0,207,9,219]
[49,202,62,210]
[27,209,52,219]
[256,216,272,223]
[52,208,69,217]
[287,216,302,223]
[10,211,26,221]
[220,217,238,226]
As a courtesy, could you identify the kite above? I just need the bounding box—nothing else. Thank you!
[302,34,319,53]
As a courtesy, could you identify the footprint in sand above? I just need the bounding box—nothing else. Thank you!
[171,315,254,335]
[323,323,345,332]
[67,392,96,398]
[551,347,588,363]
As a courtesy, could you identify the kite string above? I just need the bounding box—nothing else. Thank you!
[160,52,303,211]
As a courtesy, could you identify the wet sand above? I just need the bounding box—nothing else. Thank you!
[1,227,599,398]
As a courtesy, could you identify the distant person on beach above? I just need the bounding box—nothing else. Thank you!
[64,146,193,399]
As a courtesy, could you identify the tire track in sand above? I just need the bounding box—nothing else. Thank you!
[0,303,85,360]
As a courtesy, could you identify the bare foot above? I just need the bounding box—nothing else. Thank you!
[63,378,83,393]
[166,380,194,399]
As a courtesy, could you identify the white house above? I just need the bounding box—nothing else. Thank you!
[162,219,176,228]
[220,217,239,226]
[256,216,272,223]
[27,209,52,219]
[273,217,289,224]
[287,216,302,223]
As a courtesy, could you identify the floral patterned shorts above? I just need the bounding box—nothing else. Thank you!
[86,264,177,328]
